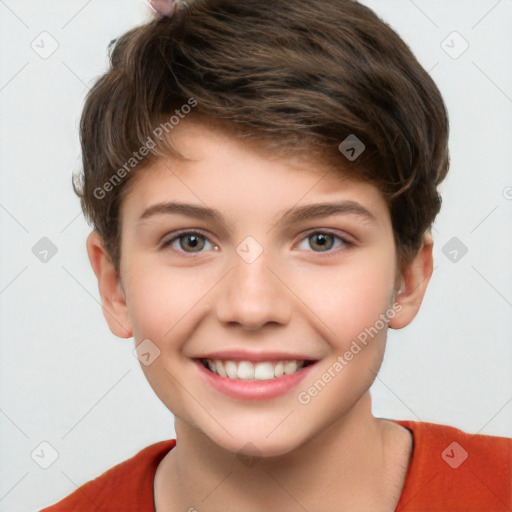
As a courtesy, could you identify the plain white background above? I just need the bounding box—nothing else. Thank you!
[0,1,511,510]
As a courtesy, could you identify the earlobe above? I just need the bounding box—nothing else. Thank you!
[388,232,434,330]
[86,230,133,339]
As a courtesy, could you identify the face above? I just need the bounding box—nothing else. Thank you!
[111,120,403,457]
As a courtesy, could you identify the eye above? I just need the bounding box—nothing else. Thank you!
[161,231,218,253]
[297,231,352,252]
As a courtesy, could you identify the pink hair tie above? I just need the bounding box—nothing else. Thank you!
[147,0,178,18]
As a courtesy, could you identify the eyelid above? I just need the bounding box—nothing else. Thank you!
[294,229,355,254]
[298,228,355,245]
[160,228,356,254]
[160,229,217,251]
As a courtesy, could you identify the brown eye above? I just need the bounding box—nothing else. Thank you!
[178,233,205,252]
[296,231,352,254]
[308,233,336,252]
[161,231,217,253]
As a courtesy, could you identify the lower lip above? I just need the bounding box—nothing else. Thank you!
[195,360,316,400]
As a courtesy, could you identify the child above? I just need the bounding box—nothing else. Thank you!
[42,0,511,510]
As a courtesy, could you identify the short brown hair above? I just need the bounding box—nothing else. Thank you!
[75,0,449,273]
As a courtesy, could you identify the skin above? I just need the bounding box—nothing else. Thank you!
[87,119,433,511]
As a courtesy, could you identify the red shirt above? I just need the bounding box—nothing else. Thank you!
[41,420,511,511]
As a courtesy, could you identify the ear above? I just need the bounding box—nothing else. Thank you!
[388,232,434,330]
[86,230,133,339]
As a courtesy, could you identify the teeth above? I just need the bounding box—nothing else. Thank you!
[254,362,275,380]
[237,361,254,380]
[224,360,238,379]
[215,360,227,377]
[203,359,307,380]
[284,360,298,375]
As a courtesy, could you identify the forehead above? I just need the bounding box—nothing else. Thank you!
[120,119,389,226]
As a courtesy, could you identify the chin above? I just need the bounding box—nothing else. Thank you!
[208,427,308,460]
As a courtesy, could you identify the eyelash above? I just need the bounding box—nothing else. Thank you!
[297,230,355,254]
[160,230,218,254]
[160,229,355,256]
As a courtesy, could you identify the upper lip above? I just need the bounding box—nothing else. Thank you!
[195,350,319,362]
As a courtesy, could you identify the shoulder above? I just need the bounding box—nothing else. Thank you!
[40,440,176,512]
[394,420,511,511]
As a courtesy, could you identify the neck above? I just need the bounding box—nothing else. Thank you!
[155,393,409,511]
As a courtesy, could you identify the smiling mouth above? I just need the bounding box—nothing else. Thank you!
[199,358,316,381]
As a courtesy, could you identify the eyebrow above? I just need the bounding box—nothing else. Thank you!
[275,200,376,227]
[137,200,376,227]
[138,202,224,224]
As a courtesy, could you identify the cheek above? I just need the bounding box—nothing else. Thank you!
[294,252,395,349]
[124,260,212,342]
[123,262,213,406]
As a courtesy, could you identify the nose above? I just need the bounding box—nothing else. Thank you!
[214,251,292,331]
